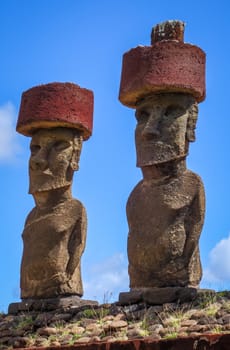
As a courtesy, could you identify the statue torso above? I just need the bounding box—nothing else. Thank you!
[127,170,203,273]
[20,199,86,298]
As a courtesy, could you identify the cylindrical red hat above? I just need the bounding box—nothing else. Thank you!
[16,82,94,140]
[119,20,206,108]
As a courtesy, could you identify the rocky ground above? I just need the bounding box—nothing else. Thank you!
[0,291,230,349]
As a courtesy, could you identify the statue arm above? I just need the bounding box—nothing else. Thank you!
[182,179,205,263]
[66,205,87,277]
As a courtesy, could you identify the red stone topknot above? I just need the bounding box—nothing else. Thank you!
[16,82,94,140]
[119,20,206,108]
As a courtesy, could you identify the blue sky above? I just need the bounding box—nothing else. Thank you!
[0,0,230,312]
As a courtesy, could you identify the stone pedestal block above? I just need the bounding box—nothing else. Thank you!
[8,296,98,314]
[118,288,216,305]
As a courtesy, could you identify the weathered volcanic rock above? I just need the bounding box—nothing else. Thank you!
[16,82,93,139]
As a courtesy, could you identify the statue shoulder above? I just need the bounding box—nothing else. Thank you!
[24,207,37,226]
[127,180,144,208]
[66,199,87,217]
[183,169,204,189]
[182,170,205,207]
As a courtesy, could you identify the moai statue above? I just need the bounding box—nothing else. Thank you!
[119,21,206,304]
[9,82,96,312]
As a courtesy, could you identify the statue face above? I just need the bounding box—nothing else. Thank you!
[29,128,82,194]
[135,94,197,167]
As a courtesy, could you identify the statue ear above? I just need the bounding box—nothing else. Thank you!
[186,128,196,142]
[70,160,79,171]
[186,102,198,142]
[70,134,83,171]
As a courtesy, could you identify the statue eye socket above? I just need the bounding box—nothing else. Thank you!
[135,110,149,122]
[30,144,40,155]
[165,105,185,118]
[53,140,71,151]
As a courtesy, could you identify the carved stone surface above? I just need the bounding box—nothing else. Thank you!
[127,93,205,289]
[134,93,198,167]
[118,21,206,303]
[21,128,86,299]
[15,82,94,301]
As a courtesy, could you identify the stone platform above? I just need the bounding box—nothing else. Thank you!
[1,290,230,348]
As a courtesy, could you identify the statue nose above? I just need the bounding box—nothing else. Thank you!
[142,125,160,139]
[141,114,161,139]
[30,153,48,171]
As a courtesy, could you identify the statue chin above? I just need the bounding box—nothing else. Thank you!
[136,140,188,168]
[29,179,72,194]
[137,153,188,168]
[29,167,74,194]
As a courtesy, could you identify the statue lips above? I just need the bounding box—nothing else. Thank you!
[29,168,53,176]
[135,138,186,167]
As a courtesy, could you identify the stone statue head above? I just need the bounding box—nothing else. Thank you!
[29,127,83,194]
[135,93,198,167]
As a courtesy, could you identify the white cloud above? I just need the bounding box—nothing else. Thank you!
[83,253,129,303]
[0,102,21,162]
[202,234,230,290]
